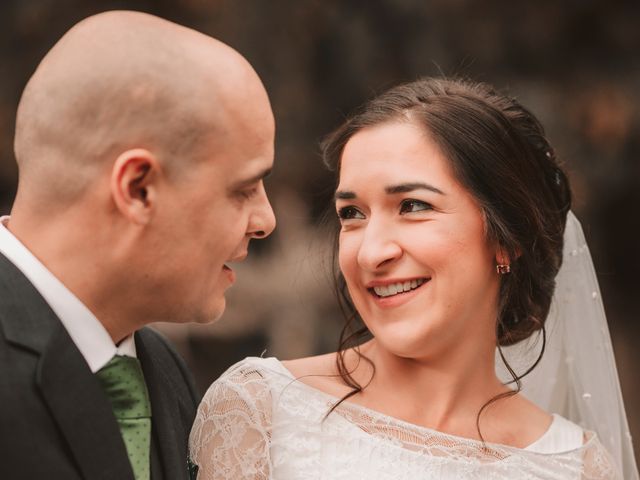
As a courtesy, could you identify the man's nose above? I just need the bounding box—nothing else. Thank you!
[248,188,276,239]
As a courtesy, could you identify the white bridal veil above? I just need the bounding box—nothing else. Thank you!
[498,212,639,479]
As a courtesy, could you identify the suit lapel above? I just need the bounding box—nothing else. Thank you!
[0,254,134,480]
[136,330,186,480]
[37,325,135,480]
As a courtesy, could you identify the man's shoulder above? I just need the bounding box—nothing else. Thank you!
[136,326,179,355]
[135,326,200,404]
[135,326,191,374]
[0,250,44,303]
[0,252,63,355]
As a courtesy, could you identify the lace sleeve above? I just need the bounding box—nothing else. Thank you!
[581,434,622,480]
[189,362,273,480]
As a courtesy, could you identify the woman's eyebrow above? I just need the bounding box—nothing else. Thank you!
[335,182,445,201]
[335,190,356,200]
[385,182,445,195]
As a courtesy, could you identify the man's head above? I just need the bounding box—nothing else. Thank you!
[11,11,276,340]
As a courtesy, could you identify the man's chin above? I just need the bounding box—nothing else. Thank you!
[173,296,226,325]
[200,299,226,324]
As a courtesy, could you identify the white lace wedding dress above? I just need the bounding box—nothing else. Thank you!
[189,356,618,479]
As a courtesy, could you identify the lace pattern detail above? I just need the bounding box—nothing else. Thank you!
[190,364,273,479]
[190,357,619,479]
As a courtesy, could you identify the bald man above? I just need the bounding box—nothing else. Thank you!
[0,11,275,480]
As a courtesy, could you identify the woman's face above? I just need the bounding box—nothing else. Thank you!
[336,121,501,359]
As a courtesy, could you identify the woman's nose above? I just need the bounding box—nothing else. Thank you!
[356,221,402,271]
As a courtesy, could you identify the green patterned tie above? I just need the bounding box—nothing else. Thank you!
[96,355,152,480]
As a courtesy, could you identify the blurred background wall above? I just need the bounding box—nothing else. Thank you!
[1,0,638,458]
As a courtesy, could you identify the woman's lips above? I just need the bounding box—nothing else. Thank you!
[366,277,430,308]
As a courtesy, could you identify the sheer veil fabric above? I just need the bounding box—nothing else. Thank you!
[190,211,635,479]
[499,212,639,479]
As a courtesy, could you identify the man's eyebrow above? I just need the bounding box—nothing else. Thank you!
[385,182,445,195]
[233,168,272,189]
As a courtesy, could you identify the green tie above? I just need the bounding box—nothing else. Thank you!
[96,355,152,480]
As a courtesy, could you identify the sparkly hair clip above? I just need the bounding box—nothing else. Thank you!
[555,169,562,186]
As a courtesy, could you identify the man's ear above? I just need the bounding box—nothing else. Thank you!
[110,149,160,225]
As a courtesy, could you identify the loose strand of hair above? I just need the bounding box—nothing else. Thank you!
[476,325,547,443]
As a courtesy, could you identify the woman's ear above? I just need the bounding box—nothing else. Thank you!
[110,148,160,225]
[496,244,522,265]
[495,246,516,275]
[496,246,511,267]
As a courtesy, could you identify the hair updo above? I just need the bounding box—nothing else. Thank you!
[322,77,572,351]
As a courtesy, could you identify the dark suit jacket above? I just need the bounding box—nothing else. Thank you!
[0,253,200,479]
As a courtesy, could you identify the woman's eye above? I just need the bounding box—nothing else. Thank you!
[337,206,365,220]
[400,199,432,214]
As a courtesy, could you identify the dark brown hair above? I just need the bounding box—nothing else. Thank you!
[321,77,572,435]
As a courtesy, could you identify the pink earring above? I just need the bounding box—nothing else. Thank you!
[496,264,511,274]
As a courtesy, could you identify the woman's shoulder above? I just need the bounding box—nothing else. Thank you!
[201,354,343,398]
[524,414,583,453]
[195,357,286,423]
[222,355,285,377]
[471,391,554,449]
[282,352,357,399]
[496,396,588,453]
[195,354,343,430]
[204,356,287,394]
[280,351,336,378]
[190,358,277,477]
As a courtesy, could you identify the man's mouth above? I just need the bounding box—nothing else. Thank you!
[222,264,236,284]
[369,278,428,298]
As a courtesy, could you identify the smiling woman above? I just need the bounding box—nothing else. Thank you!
[334,120,503,366]
[189,78,637,479]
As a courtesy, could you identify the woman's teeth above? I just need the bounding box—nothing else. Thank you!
[372,278,426,298]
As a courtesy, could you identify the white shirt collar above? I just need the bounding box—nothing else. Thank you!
[0,216,136,372]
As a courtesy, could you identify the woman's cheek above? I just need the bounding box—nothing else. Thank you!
[338,235,360,276]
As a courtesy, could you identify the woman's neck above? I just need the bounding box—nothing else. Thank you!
[348,338,509,437]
